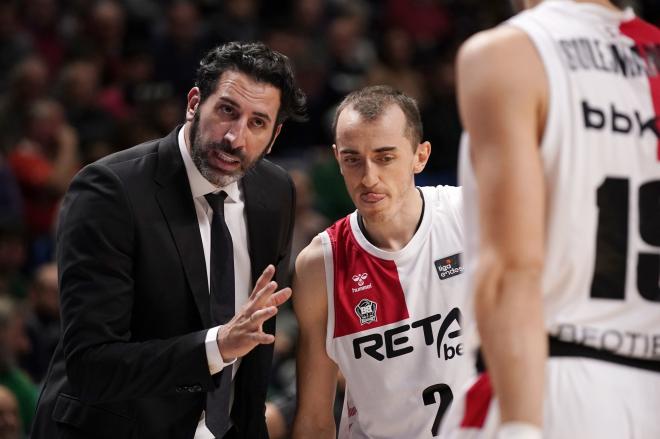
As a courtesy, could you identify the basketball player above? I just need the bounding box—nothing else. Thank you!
[442,1,660,438]
[291,86,474,438]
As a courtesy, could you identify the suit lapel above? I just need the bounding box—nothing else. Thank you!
[154,128,212,328]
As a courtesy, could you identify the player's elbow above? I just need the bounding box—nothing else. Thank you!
[473,250,544,313]
[292,416,336,439]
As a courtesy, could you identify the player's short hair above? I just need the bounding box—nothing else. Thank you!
[332,85,423,148]
[195,41,307,125]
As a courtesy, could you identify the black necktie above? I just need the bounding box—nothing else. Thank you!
[204,191,234,438]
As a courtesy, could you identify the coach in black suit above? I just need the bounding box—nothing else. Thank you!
[31,42,306,439]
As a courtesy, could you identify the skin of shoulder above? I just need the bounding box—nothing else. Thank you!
[456,24,549,426]
[457,25,548,149]
[292,235,327,319]
[291,235,339,438]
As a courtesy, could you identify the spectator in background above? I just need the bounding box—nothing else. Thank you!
[366,27,426,107]
[20,262,59,385]
[0,160,22,226]
[83,0,126,86]
[0,385,20,439]
[209,0,259,45]
[0,297,36,437]
[18,0,65,76]
[0,57,49,154]
[385,0,451,53]
[152,0,209,99]
[0,222,27,300]
[320,1,376,116]
[57,60,116,165]
[0,0,33,94]
[8,99,79,242]
[420,53,462,184]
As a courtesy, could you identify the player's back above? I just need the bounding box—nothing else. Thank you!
[448,3,660,437]
[460,0,660,369]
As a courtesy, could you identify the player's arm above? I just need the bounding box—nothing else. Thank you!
[291,236,339,439]
[456,26,548,432]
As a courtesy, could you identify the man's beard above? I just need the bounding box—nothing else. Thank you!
[189,111,268,187]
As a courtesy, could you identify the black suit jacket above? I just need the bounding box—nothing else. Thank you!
[31,127,295,439]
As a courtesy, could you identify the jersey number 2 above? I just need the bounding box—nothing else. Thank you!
[422,383,453,437]
[590,177,660,301]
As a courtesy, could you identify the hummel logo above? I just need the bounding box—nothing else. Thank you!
[352,273,368,286]
[351,273,373,293]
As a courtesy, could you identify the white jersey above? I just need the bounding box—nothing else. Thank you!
[319,186,474,438]
[460,1,660,369]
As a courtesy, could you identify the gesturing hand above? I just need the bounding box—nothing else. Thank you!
[217,264,292,361]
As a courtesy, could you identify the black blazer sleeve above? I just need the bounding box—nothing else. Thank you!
[58,163,214,404]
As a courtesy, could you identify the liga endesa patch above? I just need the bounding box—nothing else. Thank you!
[434,253,463,280]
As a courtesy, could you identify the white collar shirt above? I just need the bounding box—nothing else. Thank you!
[177,126,251,438]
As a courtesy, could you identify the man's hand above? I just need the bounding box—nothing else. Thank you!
[217,265,291,361]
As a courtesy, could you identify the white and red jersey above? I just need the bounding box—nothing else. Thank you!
[319,185,474,439]
[460,1,660,371]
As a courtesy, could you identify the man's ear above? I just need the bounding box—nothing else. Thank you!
[332,144,344,175]
[265,124,283,154]
[186,87,200,122]
[413,141,431,174]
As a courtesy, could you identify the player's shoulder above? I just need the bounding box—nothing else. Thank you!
[457,23,546,117]
[458,24,534,66]
[457,24,542,88]
[423,185,462,209]
[422,186,464,229]
[295,235,326,276]
[293,235,329,312]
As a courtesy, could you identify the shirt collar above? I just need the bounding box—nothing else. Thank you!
[177,125,240,202]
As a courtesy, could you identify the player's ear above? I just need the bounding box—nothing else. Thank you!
[413,141,431,174]
[332,144,344,175]
[186,87,200,122]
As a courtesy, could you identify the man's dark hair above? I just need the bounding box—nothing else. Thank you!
[332,85,423,147]
[195,41,307,125]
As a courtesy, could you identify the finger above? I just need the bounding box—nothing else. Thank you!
[251,332,275,345]
[249,265,275,300]
[245,281,278,314]
[252,279,281,309]
[248,306,278,327]
[267,287,292,307]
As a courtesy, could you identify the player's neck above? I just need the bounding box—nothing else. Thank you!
[359,187,424,252]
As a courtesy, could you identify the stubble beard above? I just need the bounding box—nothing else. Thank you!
[189,111,266,187]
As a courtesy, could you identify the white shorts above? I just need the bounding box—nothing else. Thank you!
[440,357,660,439]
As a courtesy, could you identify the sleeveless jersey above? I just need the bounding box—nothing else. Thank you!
[320,185,474,438]
[460,1,660,367]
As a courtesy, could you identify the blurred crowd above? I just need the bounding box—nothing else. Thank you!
[0,0,657,438]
